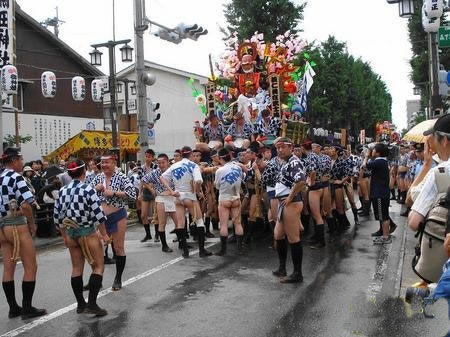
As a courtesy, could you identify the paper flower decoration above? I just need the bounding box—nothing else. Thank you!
[195,94,206,106]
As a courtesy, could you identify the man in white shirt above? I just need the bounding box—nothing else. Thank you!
[161,146,212,258]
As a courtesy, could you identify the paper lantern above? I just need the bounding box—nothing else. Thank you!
[72,76,86,101]
[41,71,56,98]
[91,79,104,102]
[424,0,443,19]
[1,65,18,95]
[423,16,440,33]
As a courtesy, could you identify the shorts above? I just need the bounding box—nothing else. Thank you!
[105,208,127,234]
[371,198,390,222]
[309,181,329,191]
[67,225,97,239]
[142,188,155,202]
[178,192,197,202]
[267,190,276,200]
[155,195,176,212]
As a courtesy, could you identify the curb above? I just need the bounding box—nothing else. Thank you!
[394,216,408,298]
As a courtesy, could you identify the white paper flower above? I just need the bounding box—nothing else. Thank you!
[195,94,206,105]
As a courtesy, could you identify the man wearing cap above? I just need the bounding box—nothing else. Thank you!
[0,148,47,319]
[401,143,424,217]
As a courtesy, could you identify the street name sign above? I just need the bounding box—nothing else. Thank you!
[439,26,450,48]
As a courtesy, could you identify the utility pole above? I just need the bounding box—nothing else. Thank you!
[429,32,443,118]
[134,0,150,162]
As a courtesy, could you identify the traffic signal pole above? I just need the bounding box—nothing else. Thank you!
[134,0,150,162]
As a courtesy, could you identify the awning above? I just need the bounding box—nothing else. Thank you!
[43,130,140,161]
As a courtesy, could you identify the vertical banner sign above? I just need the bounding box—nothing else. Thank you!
[340,128,347,147]
[360,129,366,145]
[269,75,281,117]
[205,81,216,117]
[0,1,13,68]
[41,71,57,98]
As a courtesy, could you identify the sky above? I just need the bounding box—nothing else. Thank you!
[16,0,417,130]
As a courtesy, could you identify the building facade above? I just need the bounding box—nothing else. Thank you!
[104,61,208,155]
[406,99,421,129]
[3,6,105,161]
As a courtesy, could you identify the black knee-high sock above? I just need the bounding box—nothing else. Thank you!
[275,239,288,270]
[175,228,187,248]
[290,241,303,275]
[159,230,168,248]
[22,281,36,311]
[143,224,151,237]
[114,256,126,282]
[301,214,310,234]
[352,207,359,222]
[87,274,103,307]
[205,217,211,233]
[397,188,401,199]
[155,224,159,237]
[2,281,20,311]
[70,276,86,307]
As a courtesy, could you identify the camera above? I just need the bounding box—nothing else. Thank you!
[405,287,430,304]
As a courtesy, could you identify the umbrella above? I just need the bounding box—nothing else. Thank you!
[402,118,437,143]
[42,165,63,180]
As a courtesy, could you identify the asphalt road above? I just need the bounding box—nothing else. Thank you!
[0,203,448,337]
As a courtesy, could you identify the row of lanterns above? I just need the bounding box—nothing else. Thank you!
[1,65,105,102]
[422,0,444,33]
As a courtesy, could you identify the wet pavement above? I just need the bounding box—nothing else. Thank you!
[0,203,448,337]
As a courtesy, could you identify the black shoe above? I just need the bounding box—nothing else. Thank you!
[280,272,303,284]
[199,249,212,257]
[390,222,397,234]
[205,231,215,238]
[112,279,122,291]
[21,307,47,320]
[272,268,287,278]
[140,235,152,243]
[182,248,189,258]
[104,257,115,265]
[162,246,173,253]
[76,304,86,314]
[85,304,108,317]
[8,306,21,319]
[371,229,383,237]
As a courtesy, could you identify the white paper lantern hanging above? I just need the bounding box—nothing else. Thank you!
[41,71,56,99]
[313,128,317,136]
[91,79,104,102]
[1,65,18,95]
[72,76,86,101]
[424,0,443,19]
[423,16,440,33]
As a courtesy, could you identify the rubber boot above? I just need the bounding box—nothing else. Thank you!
[215,236,228,256]
[3,281,21,318]
[280,242,303,283]
[310,224,325,249]
[198,227,212,257]
[352,207,360,225]
[326,217,337,242]
[176,229,189,258]
[159,231,173,253]
[154,224,160,243]
[273,238,287,277]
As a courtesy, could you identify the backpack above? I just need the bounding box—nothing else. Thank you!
[412,165,450,284]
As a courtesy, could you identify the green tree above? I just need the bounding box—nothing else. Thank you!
[4,134,32,147]
[223,0,306,41]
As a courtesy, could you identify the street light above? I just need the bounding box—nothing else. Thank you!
[120,43,134,62]
[90,39,133,150]
[399,0,414,18]
[89,48,102,66]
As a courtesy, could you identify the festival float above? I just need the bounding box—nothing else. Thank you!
[190,30,316,148]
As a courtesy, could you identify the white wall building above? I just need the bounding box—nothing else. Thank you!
[406,99,421,129]
[104,61,208,155]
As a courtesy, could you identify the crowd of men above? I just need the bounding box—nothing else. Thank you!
[0,112,449,321]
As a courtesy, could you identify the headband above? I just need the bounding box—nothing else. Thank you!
[181,150,192,155]
[277,142,293,146]
[101,154,117,160]
[67,162,85,171]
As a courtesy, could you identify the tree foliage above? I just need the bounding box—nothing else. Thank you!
[407,0,450,128]
[305,36,392,138]
[4,134,32,146]
[223,0,306,42]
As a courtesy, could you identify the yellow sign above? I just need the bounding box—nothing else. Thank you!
[44,130,140,161]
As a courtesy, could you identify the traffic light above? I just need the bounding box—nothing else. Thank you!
[147,99,161,127]
[176,23,208,41]
[438,69,449,98]
[153,28,182,44]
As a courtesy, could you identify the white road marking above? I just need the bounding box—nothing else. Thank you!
[0,244,215,337]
